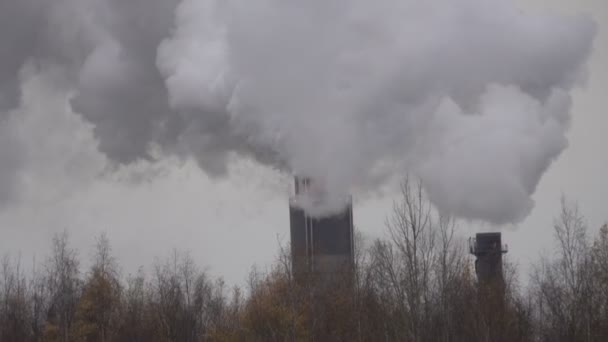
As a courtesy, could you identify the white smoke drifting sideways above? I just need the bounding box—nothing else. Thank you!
[0,0,596,223]
[158,0,595,222]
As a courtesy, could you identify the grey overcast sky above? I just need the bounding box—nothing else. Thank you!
[0,0,606,286]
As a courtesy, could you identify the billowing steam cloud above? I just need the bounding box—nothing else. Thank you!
[0,0,596,223]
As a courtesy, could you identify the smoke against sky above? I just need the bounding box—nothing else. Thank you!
[0,0,597,224]
[160,0,595,222]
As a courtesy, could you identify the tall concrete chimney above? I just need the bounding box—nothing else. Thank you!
[289,177,354,280]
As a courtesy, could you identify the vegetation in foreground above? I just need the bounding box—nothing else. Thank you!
[1,179,607,342]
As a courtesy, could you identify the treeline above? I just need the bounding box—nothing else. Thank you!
[1,179,608,342]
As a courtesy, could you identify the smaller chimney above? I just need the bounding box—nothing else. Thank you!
[469,232,508,285]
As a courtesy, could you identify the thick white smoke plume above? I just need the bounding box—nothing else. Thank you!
[0,0,596,223]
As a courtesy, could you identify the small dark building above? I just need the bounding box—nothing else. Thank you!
[469,232,508,285]
[289,177,354,280]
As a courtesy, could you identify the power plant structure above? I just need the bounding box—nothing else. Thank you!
[469,232,508,286]
[287,176,507,289]
[289,177,354,281]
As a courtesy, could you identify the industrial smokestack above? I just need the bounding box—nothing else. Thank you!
[289,177,354,281]
[469,232,508,286]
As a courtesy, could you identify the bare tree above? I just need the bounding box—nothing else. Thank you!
[116,269,152,342]
[151,250,214,342]
[435,214,466,342]
[1,254,31,341]
[369,177,438,341]
[45,231,81,342]
[590,223,608,340]
[531,196,595,342]
[72,233,121,342]
[29,258,49,342]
